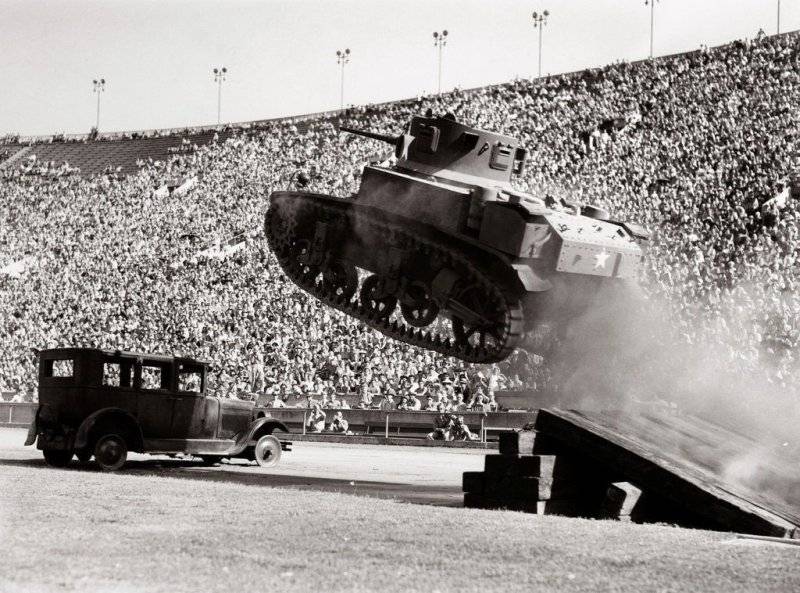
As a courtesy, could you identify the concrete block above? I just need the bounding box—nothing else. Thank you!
[484,454,556,478]
[462,471,485,494]
[498,430,537,456]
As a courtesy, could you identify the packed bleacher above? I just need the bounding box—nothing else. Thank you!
[1,31,798,404]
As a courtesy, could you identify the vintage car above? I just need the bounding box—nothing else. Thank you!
[25,347,291,471]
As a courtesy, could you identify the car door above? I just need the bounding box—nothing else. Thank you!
[135,359,175,439]
[98,355,138,418]
[171,363,211,439]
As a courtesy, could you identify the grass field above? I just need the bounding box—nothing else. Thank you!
[1,428,798,593]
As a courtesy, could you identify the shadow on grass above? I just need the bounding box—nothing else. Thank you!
[0,457,463,507]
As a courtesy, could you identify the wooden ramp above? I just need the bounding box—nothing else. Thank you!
[533,409,800,537]
[464,408,799,537]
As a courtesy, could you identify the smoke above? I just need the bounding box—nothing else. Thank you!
[521,279,800,507]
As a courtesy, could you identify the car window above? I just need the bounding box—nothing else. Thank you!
[44,358,73,378]
[178,371,202,393]
[103,360,133,388]
[141,365,166,390]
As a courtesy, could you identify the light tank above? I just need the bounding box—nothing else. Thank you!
[265,114,649,363]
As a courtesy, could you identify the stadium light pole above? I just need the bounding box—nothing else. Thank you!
[532,10,549,78]
[92,78,105,131]
[645,0,659,58]
[212,66,227,125]
[336,48,351,110]
[433,30,448,95]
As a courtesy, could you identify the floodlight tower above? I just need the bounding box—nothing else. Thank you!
[531,10,550,78]
[92,78,106,131]
[645,0,659,58]
[433,30,448,95]
[336,48,351,110]
[212,66,227,124]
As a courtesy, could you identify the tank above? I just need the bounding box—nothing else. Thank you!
[265,114,649,364]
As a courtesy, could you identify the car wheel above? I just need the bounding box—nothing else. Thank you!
[200,455,223,466]
[254,435,282,468]
[43,449,73,468]
[75,448,92,464]
[94,434,128,471]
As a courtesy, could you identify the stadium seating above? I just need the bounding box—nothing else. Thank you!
[1,31,798,403]
[0,131,230,177]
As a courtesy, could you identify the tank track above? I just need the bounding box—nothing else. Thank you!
[265,194,524,364]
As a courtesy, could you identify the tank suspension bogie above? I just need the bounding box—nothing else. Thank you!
[321,261,359,301]
[360,275,398,320]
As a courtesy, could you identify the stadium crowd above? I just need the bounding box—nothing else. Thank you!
[1,31,798,403]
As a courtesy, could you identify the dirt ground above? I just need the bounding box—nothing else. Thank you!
[2,427,799,593]
[0,427,486,505]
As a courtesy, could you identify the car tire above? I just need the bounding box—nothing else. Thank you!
[94,434,128,471]
[254,435,282,468]
[43,448,73,468]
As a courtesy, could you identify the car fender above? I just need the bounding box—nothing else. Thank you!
[74,408,144,452]
[228,417,289,456]
[24,409,40,446]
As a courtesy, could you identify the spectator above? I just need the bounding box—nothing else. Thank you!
[451,416,479,441]
[269,393,287,408]
[327,411,350,434]
[426,403,454,440]
[375,392,396,411]
[306,404,326,433]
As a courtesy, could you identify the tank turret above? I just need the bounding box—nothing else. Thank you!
[265,115,648,363]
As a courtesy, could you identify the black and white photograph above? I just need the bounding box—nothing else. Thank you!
[1,1,799,591]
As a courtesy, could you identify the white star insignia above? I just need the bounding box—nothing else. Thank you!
[594,251,610,269]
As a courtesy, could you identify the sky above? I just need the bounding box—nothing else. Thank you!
[1,0,797,136]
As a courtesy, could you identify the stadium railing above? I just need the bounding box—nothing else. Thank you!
[256,407,537,441]
[0,402,36,427]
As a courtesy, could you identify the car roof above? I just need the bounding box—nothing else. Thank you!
[38,347,211,367]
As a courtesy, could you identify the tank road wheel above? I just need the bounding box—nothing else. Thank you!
[360,275,397,320]
[321,261,359,301]
[254,435,282,468]
[450,282,522,360]
[401,282,439,328]
[43,449,73,468]
[93,434,128,472]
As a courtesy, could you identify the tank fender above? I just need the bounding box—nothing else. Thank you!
[502,190,547,215]
[74,408,144,452]
[228,417,289,456]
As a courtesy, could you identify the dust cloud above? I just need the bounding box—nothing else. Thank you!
[522,279,800,505]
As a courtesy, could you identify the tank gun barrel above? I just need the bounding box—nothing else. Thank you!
[340,126,399,145]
